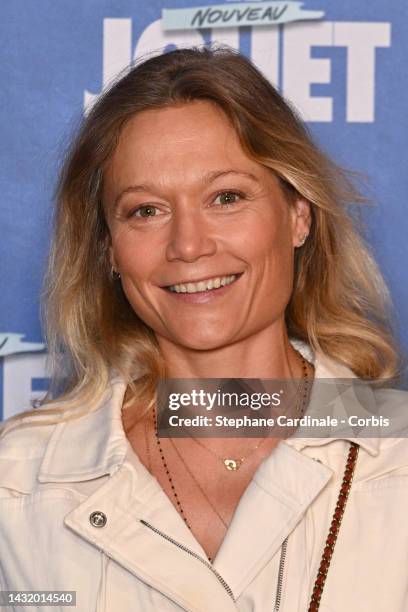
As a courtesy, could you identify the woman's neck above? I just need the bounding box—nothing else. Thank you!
[156,322,306,379]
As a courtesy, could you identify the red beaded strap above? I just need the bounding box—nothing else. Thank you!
[308,442,360,611]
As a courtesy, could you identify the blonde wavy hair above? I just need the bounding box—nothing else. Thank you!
[1,46,403,436]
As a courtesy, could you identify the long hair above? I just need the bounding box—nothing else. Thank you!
[1,45,403,435]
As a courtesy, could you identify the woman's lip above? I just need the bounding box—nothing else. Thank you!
[161,273,243,303]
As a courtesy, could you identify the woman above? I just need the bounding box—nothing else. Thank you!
[0,46,407,612]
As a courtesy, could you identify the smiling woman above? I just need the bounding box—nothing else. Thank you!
[0,46,407,612]
[103,101,310,353]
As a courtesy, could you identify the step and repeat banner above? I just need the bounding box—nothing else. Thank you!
[1,0,407,420]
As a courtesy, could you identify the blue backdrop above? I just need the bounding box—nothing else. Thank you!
[1,0,407,419]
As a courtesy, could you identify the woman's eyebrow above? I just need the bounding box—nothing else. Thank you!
[112,170,259,210]
[203,169,259,184]
[113,184,151,210]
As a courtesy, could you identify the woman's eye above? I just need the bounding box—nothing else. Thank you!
[132,205,159,218]
[214,191,242,206]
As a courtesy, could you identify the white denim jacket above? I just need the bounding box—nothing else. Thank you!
[0,340,408,612]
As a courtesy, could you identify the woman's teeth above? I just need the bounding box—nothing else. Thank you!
[168,274,237,294]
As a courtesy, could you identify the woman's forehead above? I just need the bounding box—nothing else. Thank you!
[103,101,277,197]
[114,100,239,156]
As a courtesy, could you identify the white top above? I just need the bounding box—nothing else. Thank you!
[0,339,407,611]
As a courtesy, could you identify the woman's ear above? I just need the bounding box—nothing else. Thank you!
[290,198,312,248]
[103,232,118,273]
[109,245,117,271]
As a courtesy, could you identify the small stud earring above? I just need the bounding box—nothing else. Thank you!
[111,266,121,280]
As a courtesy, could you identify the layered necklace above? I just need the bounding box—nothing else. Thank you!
[148,350,312,530]
[145,352,360,610]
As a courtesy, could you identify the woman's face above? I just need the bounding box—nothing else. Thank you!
[104,101,310,351]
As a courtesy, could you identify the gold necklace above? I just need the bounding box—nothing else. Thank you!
[191,436,266,472]
[190,351,312,471]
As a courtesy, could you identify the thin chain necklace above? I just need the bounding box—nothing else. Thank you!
[152,408,192,531]
[190,435,266,472]
[190,351,312,471]
[151,407,220,562]
[169,436,228,528]
[153,408,228,563]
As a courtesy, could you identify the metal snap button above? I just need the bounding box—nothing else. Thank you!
[89,510,107,528]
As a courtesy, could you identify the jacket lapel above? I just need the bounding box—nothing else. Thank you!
[212,441,333,598]
[63,455,238,611]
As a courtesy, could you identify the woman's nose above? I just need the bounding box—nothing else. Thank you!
[165,208,217,263]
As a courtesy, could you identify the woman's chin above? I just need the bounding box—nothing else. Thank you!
[168,329,236,353]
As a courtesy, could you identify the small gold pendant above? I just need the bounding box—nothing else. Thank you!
[224,458,243,471]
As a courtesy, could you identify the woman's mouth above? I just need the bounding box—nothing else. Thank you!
[167,274,239,294]
[162,273,243,303]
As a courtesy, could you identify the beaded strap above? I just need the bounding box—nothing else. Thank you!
[308,442,360,611]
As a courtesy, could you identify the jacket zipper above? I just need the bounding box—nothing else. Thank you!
[140,519,236,602]
[274,537,288,611]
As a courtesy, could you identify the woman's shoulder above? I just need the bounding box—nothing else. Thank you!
[0,413,58,451]
[371,385,408,452]
[344,385,408,483]
[0,377,126,460]
[0,416,60,496]
[0,380,128,497]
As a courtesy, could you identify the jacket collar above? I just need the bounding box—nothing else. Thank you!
[38,340,379,484]
[286,338,380,457]
[38,378,129,483]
